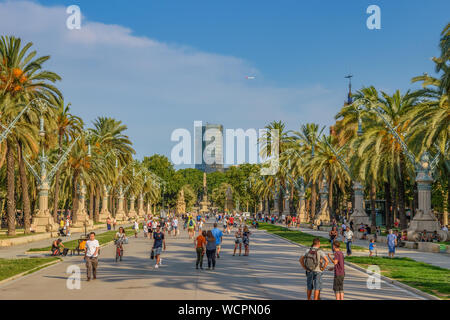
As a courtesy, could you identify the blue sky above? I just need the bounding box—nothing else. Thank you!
[1,0,449,166]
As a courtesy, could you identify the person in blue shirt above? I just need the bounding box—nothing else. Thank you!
[369,239,376,257]
[386,229,397,258]
[211,223,223,259]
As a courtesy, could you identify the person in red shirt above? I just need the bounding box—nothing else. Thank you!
[229,216,235,232]
[195,230,206,270]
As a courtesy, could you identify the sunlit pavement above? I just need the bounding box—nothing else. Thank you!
[0,220,424,300]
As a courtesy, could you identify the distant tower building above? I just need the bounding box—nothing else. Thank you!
[195,123,224,173]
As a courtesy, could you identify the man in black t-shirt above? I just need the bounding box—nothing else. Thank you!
[152,226,166,268]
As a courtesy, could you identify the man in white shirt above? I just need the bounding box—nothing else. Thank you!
[84,232,100,281]
[343,229,354,256]
[173,217,179,236]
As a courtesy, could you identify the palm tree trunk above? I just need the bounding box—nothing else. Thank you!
[94,187,100,222]
[310,182,317,220]
[71,170,79,223]
[89,183,94,220]
[384,181,392,229]
[370,182,377,227]
[6,141,16,236]
[393,188,398,227]
[52,134,63,221]
[328,176,334,219]
[17,142,31,234]
[398,155,408,229]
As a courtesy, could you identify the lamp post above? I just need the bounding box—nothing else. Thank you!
[22,100,82,232]
[322,138,370,227]
[354,98,448,241]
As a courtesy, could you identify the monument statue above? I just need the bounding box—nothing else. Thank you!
[199,172,209,214]
[224,186,233,212]
[176,188,186,214]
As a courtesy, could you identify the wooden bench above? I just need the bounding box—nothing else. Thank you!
[70,238,87,256]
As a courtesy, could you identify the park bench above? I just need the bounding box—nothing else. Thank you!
[70,237,87,256]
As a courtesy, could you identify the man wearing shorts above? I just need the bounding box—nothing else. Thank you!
[172,217,179,236]
[327,240,345,300]
[187,216,196,239]
[211,223,223,259]
[299,238,328,300]
[152,226,166,268]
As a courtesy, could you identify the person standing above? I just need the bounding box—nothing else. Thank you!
[65,217,71,236]
[195,230,206,269]
[173,217,179,236]
[187,216,196,239]
[343,227,353,256]
[211,223,223,259]
[113,218,117,231]
[84,232,100,281]
[233,227,243,256]
[106,217,111,231]
[329,226,338,252]
[152,226,166,268]
[243,226,251,256]
[133,220,139,238]
[205,230,217,270]
[143,222,149,238]
[299,238,328,300]
[387,229,397,258]
[327,240,345,300]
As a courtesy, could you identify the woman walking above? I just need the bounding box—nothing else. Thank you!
[329,226,338,252]
[195,230,206,269]
[233,227,243,256]
[243,226,251,256]
[205,230,217,270]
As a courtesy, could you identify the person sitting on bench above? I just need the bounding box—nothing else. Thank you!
[51,239,69,256]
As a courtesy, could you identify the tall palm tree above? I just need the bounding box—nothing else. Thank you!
[0,36,61,235]
[51,98,83,220]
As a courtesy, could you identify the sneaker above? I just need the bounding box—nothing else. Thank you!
[155,264,159,269]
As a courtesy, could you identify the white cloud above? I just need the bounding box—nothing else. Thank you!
[0,0,338,161]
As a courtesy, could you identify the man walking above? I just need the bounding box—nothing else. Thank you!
[211,223,223,259]
[299,238,328,300]
[343,227,354,256]
[84,232,100,281]
[152,226,166,268]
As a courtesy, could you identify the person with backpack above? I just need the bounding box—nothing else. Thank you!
[187,216,196,239]
[299,238,329,300]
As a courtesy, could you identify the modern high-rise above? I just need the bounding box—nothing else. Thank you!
[195,123,224,173]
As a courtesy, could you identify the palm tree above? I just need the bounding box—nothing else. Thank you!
[290,123,325,220]
[51,98,83,220]
[0,36,61,235]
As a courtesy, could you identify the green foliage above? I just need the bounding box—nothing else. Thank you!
[0,257,60,281]
[347,256,450,299]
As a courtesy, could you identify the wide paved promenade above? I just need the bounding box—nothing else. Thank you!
[0,221,424,300]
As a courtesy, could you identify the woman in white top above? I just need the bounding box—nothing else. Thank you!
[133,221,139,238]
